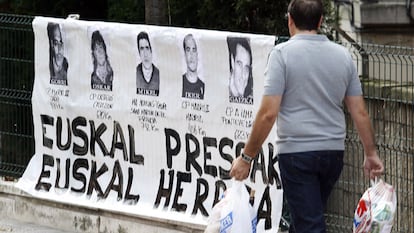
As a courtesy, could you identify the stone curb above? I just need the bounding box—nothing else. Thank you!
[0,180,205,233]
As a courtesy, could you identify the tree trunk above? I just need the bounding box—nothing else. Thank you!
[145,0,168,25]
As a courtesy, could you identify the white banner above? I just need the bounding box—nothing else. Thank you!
[16,16,283,231]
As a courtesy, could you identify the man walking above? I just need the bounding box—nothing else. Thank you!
[230,0,384,232]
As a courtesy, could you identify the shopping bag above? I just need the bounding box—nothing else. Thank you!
[204,180,257,233]
[353,179,397,233]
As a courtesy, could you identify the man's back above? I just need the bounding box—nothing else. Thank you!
[264,34,362,153]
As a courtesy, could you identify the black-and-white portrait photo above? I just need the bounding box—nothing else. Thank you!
[182,34,204,100]
[47,22,68,85]
[227,36,253,104]
[136,31,160,96]
[91,30,113,91]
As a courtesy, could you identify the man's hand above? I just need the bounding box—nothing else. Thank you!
[230,156,251,180]
[363,152,384,179]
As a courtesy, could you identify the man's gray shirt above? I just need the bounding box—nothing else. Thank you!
[264,34,362,153]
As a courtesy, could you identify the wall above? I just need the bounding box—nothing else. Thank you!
[0,179,205,233]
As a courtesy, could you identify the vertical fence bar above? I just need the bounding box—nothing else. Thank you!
[0,13,34,178]
[326,41,414,233]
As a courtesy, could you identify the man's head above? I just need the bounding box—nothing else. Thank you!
[91,30,107,66]
[287,0,323,32]
[47,23,64,68]
[183,34,198,73]
[228,37,252,97]
[137,31,153,70]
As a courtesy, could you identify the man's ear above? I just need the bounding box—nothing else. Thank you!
[287,13,294,28]
[318,16,323,28]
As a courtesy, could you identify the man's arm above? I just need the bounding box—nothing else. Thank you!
[344,95,384,179]
[230,95,281,180]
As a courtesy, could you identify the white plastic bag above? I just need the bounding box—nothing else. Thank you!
[204,180,257,233]
[353,179,397,233]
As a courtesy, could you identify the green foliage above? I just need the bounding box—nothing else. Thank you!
[3,0,336,37]
[169,0,202,28]
[196,0,237,31]
[108,0,145,24]
[8,0,77,17]
[320,0,337,40]
[168,0,335,37]
[230,0,289,35]
[8,0,32,14]
[4,0,108,20]
[169,0,289,36]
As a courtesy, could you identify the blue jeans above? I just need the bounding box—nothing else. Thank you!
[278,150,344,233]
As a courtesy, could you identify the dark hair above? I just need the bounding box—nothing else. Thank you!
[227,37,252,73]
[47,22,60,75]
[137,31,151,51]
[47,22,60,43]
[227,37,253,98]
[91,30,107,52]
[91,30,112,76]
[47,22,67,77]
[288,0,323,31]
[183,34,196,51]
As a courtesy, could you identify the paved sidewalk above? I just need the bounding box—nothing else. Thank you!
[0,217,289,233]
[0,217,75,233]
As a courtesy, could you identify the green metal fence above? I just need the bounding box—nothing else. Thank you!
[326,42,414,232]
[0,13,413,233]
[0,13,34,177]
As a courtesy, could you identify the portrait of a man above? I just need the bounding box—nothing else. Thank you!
[47,22,68,85]
[227,36,253,104]
[136,31,160,96]
[90,30,114,91]
[182,34,204,100]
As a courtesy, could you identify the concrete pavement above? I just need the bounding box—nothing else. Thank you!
[0,217,75,233]
[1,179,290,233]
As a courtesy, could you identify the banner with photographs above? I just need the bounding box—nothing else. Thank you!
[16,16,282,231]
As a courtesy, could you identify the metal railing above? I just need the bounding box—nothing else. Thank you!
[0,13,34,177]
[0,13,413,232]
[326,42,414,232]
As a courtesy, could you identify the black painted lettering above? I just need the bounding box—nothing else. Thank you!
[251,149,267,183]
[267,143,282,188]
[35,153,54,191]
[41,114,54,149]
[55,158,70,189]
[128,125,144,165]
[203,137,217,177]
[71,158,88,193]
[89,120,109,156]
[191,178,208,216]
[87,160,108,198]
[185,133,202,176]
[172,171,191,212]
[110,121,128,161]
[124,167,140,204]
[56,117,71,150]
[213,180,227,206]
[103,160,123,200]
[257,186,272,229]
[245,185,255,205]
[72,117,88,155]
[218,137,234,179]
[164,128,181,169]
[154,169,174,208]
[235,142,245,159]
